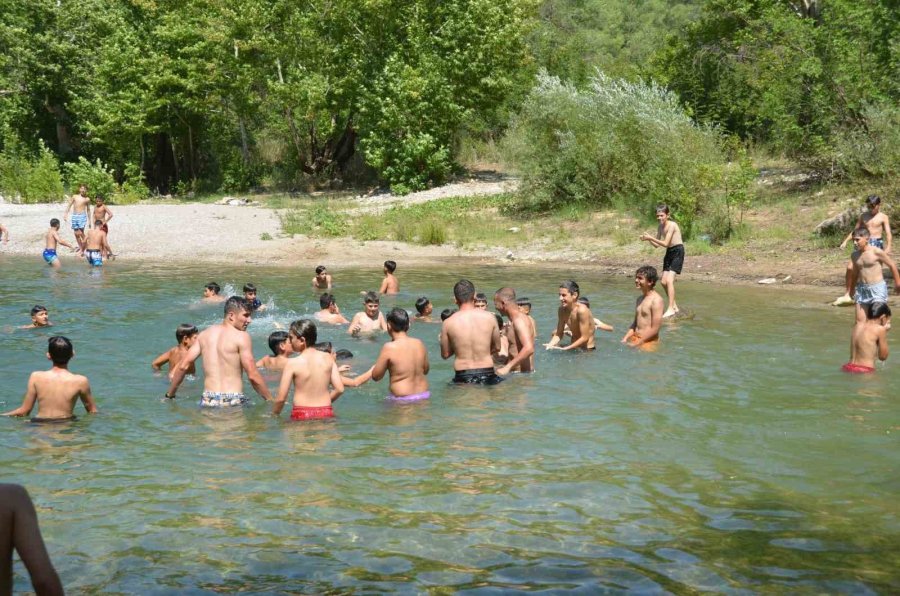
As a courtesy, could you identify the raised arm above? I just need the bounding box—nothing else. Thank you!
[79,378,99,413]
[166,337,202,397]
[329,362,345,402]
[1,484,64,596]
[239,334,272,401]
[2,373,38,417]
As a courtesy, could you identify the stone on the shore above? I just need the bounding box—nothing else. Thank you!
[814,206,860,236]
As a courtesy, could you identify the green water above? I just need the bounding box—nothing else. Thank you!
[1,257,897,593]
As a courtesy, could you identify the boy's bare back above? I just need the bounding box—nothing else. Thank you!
[280,349,342,408]
[12,369,96,419]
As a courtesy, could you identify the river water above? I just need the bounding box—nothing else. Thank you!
[1,258,897,593]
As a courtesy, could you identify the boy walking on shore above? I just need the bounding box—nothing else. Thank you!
[63,184,91,253]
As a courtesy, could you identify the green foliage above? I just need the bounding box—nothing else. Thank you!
[833,104,900,180]
[0,138,65,203]
[503,71,734,237]
[281,203,348,237]
[63,157,117,200]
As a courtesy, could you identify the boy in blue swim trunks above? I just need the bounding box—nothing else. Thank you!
[83,220,111,267]
[63,184,92,254]
[849,227,900,323]
[42,219,75,270]
[837,195,893,305]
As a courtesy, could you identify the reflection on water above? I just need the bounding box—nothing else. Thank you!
[1,258,898,593]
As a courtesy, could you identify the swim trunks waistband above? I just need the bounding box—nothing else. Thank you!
[854,280,888,305]
[842,362,875,374]
[30,415,77,423]
[291,405,335,420]
[868,237,884,249]
[200,391,248,407]
[388,391,431,402]
[453,367,504,385]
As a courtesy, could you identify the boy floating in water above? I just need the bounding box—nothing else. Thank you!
[349,291,388,335]
[152,324,199,376]
[202,282,227,303]
[621,266,665,350]
[42,218,76,269]
[835,195,893,305]
[342,308,431,400]
[22,305,51,329]
[640,204,684,318]
[83,219,111,267]
[2,336,98,421]
[63,183,91,254]
[843,302,891,373]
[312,265,333,289]
[243,283,266,312]
[545,280,595,351]
[273,319,344,420]
[414,297,434,322]
[93,194,115,259]
[848,227,900,323]
[316,293,350,325]
[379,260,400,294]
[256,331,293,371]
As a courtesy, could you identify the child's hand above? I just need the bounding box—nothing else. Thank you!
[338,364,351,373]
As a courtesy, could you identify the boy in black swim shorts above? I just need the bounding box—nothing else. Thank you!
[640,204,684,318]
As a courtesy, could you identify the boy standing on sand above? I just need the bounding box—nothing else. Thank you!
[379,260,400,294]
[843,302,891,373]
[3,336,98,421]
[640,204,684,318]
[835,195,893,305]
[256,331,293,371]
[273,319,344,420]
[43,218,76,269]
[849,227,900,323]
[63,183,91,253]
[152,324,199,376]
[93,195,115,258]
[316,293,350,325]
[83,220,112,267]
[545,281,596,351]
[21,305,51,329]
[349,292,388,335]
[621,266,665,350]
[312,265,333,289]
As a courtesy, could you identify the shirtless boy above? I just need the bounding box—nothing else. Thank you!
[836,195,893,305]
[621,266,665,349]
[166,296,273,406]
[0,222,8,244]
[640,204,684,318]
[517,298,538,339]
[243,283,266,312]
[312,265,333,289]
[316,293,350,324]
[43,218,75,269]
[63,183,92,253]
[273,319,344,420]
[83,220,112,267]
[848,227,900,323]
[441,279,503,384]
[93,195,115,258]
[379,260,400,294]
[545,280,596,351]
[843,302,891,373]
[22,305,51,329]
[256,331,293,371]
[474,293,488,310]
[202,282,227,303]
[414,297,434,322]
[152,324,199,376]
[494,287,535,375]
[3,336,98,421]
[342,308,431,400]
[349,292,388,335]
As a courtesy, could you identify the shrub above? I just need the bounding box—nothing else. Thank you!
[0,139,65,203]
[833,104,900,181]
[419,220,447,245]
[116,163,150,204]
[63,157,117,199]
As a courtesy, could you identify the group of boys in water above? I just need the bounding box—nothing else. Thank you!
[1,193,896,422]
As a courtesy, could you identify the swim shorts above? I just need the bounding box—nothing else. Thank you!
[84,249,102,267]
[842,362,875,374]
[291,405,335,420]
[868,238,884,249]
[388,391,431,402]
[101,222,109,234]
[70,212,87,230]
[855,280,888,305]
[453,368,504,385]
[249,298,262,311]
[628,333,660,351]
[663,244,685,274]
[42,248,58,265]
[200,391,248,407]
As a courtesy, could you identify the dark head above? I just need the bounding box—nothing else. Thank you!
[314,341,334,354]
[386,307,410,332]
[268,331,290,355]
[175,323,199,342]
[94,219,103,227]
[48,336,74,365]
[560,280,580,297]
[95,194,105,205]
[205,282,221,295]
[320,293,336,309]
[577,296,591,308]
[494,313,504,328]
[289,319,317,348]
[31,305,48,317]
[384,260,397,274]
[635,265,659,286]
[224,295,250,317]
[453,279,476,304]
[415,296,431,315]
[493,287,516,314]
[50,218,60,229]
[516,297,531,309]
[866,195,881,207]
[243,283,257,294]
[335,349,354,360]
[854,226,871,240]
[867,301,892,320]
[363,291,380,305]
[474,292,488,309]
[315,265,327,275]
[440,308,457,321]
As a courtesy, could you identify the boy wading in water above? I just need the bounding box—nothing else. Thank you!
[22,305,51,329]
[494,287,535,375]
[3,336,98,421]
[92,194,115,259]
[379,260,400,294]
[273,320,344,420]
[42,218,76,269]
[843,302,891,373]
[312,265,333,289]
[640,204,684,318]
[63,183,92,254]
[441,279,503,384]
[316,293,350,325]
[835,195,893,305]
[848,227,900,324]
[152,324,199,377]
[256,331,293,371]
[622,266,665,350]
[545,280,595,351]
[349,292,388,335]
[83,220,112,267]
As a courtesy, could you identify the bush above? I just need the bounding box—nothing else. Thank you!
[0,139,65,203]
[63,157,117,199]
[116,163,150,204]
[502,70,740,238]
[833,104,900,181]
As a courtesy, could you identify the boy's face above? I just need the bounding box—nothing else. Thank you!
[853,235,869,250]
[868,203,880,214]
[32,310,49,326]
[203,287,214,298]
[635,274,653,291]
[365,301,380,318]
[280,339,294,355]
[656,211,668,224]
[228,308,252,330]
[244,290,257,301]
[316,270,327,280]
[79,185,87,195]
[184,334,198,348]
[423,302,433,316]
[474,299,487,310]
[328,302,339,313]
[558,288,576,307]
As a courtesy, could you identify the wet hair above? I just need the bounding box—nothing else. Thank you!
[315,265,327,275]
[48,336,73,365]
[853,227,871,239]
[363,291,380,305]
[453,279,476,303]
[866,194,881,206]
[495,287,516,303]
[384,260,397,273]
[415,296,431,314]
[314,341,334,353]
[289,319,317,346]
[656,204,670,215]
[636,265,659,285]
[386,307,410,332]
[224,295,250,316]
[268,331,289,355]
[320,293,336,309]
[440,308,457,321]
[559,280,580,297]
[494,313,504,328]
[176,323,199,342]
[205,282,221,295]
[31,305,48,316]
[577,296,591,308]
[94,219,103,227]
[335,349,354,360]
[474,292,487,303]
[516,297,531,308]
[243,283,257,293]
[50,218,60,228]
[867,302,892,320]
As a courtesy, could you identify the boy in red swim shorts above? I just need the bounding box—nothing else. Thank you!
[273,319,344,420]
[843,302,891,373]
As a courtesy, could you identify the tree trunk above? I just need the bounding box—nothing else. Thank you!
[170,134,180,182]
[44,98,73,157]
[238,116,250,165]
[187,125,196,180]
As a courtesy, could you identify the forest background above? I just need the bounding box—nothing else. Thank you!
[0,0,898,243]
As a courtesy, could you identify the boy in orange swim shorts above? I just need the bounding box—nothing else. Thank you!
[272,319,344,420]
[621,265,664,351]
